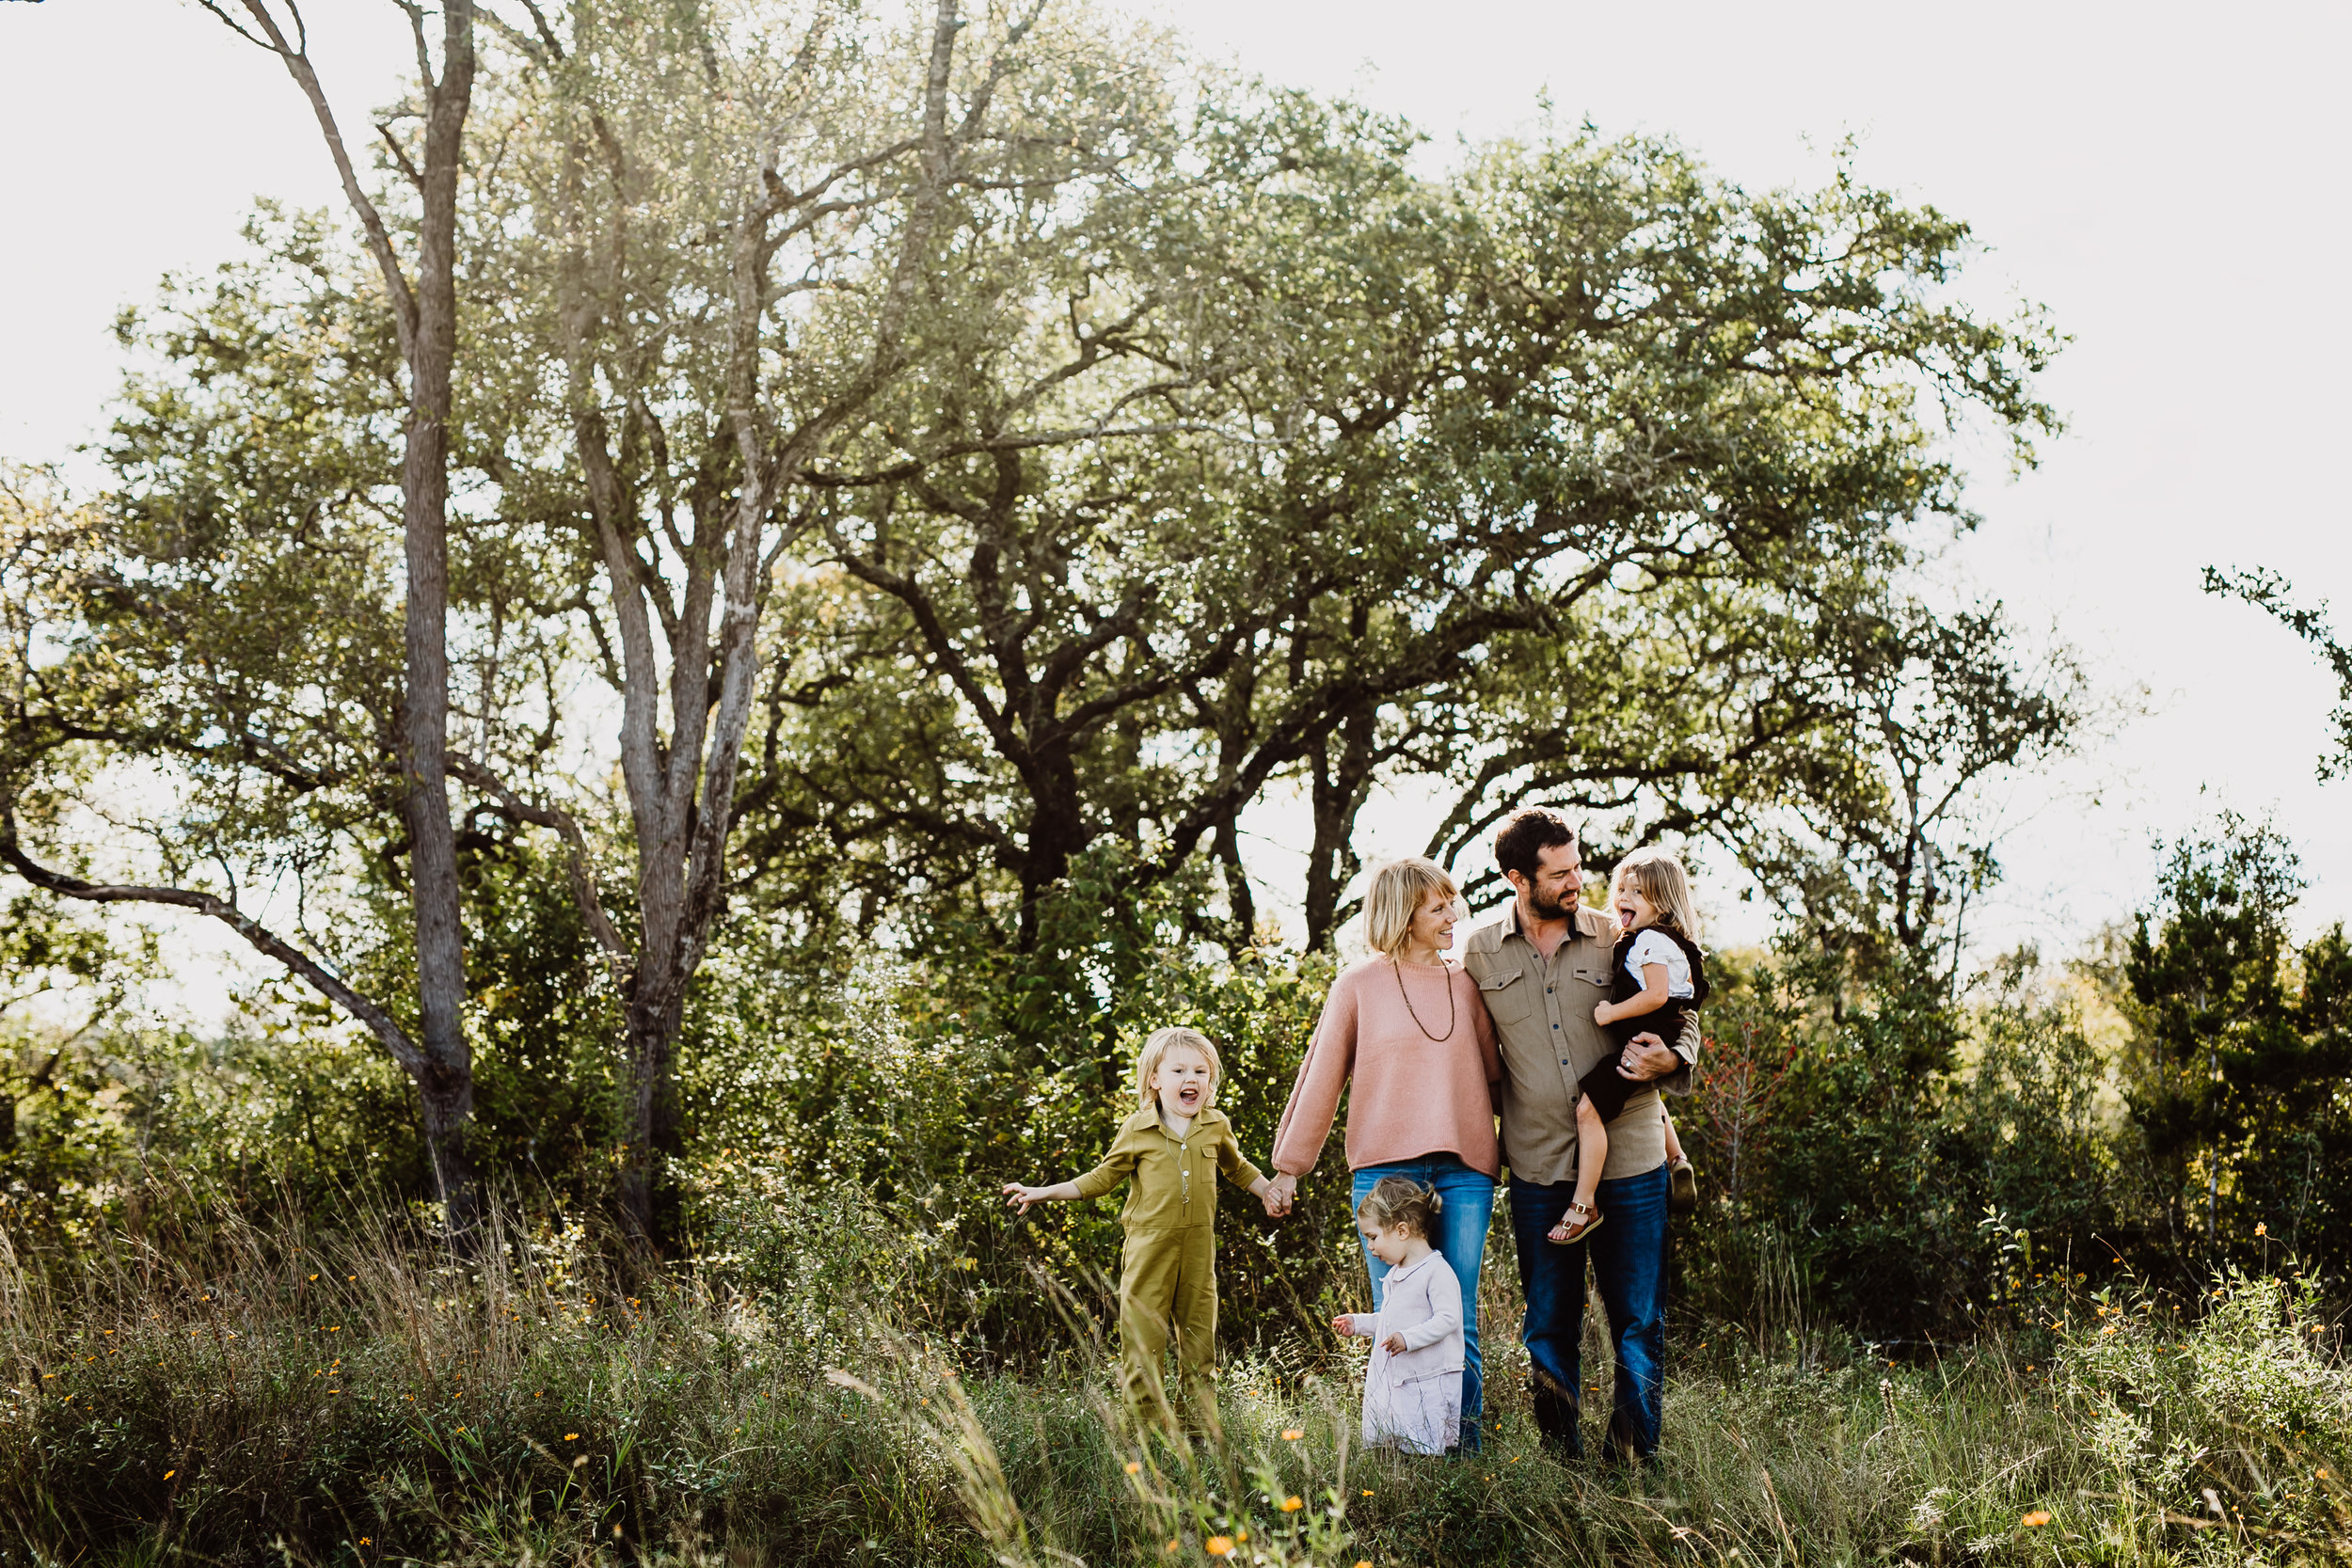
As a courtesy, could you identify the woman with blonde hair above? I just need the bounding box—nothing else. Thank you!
[1266,856,1503,1450]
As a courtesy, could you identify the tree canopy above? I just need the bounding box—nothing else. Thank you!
[0,0,2074,1239]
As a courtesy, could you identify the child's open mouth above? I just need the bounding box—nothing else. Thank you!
[1176,1085,1201,1110]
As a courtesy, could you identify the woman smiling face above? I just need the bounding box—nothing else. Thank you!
[1403,889,1458,962]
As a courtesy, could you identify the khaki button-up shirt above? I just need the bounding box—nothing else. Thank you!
[1460,902,1699,1187]
[1070,1105,1264,1234]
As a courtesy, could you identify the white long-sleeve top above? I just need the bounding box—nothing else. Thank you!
[1339,1248,1464,1453]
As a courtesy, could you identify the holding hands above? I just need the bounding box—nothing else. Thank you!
[1263,1171,1298,1218]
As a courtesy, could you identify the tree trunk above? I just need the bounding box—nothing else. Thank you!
[1303,702,1378,951]
[1216,814,1255,953]
[1016,752,1089,951]
[210,0,480,1236]
[397,2,478,1238]
[618,978,687,1243]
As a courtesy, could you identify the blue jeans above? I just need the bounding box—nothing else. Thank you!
[1507,1162,1669,1460]
[1352,1154,1495,1449]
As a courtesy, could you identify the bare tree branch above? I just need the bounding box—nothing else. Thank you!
[448,751,633,973]
[0,802,423,1079]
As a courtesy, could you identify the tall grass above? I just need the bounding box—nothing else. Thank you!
[0,1192,2344,1565]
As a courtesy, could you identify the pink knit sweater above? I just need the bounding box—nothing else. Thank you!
[1270,958,1503,1179]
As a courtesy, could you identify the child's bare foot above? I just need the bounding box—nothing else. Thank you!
[1547,1200,1603,1244]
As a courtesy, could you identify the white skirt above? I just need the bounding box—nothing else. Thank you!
[1362,1367,1461,1455]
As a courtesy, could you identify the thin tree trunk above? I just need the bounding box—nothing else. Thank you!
[393,0,478,1235]
[1304,701,1378,951]
[203,0,480,1233]
[401,174,473,1229]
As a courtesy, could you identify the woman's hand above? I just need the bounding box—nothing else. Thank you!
[1002,1182,1049,1212]
[1266,1172,1299,1214]
[1381,1331,1408,1354]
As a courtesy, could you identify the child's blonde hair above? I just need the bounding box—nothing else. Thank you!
[1613,847,1700,938]
[1356,1176,1443,1239]
[1362,856,1462,957]
[1134,1026,1221,1108]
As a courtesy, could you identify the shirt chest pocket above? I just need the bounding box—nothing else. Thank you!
[1477,968,1536,1024]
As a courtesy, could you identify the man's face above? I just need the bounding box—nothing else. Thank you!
[1506,840,1582,921]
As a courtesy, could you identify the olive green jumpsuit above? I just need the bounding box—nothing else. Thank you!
[1070,1104,1264,1431]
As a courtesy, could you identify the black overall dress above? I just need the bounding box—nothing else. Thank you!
[1579,925,1708,1123]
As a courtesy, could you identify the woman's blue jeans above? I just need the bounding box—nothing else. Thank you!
[1351,1153,1495,1449]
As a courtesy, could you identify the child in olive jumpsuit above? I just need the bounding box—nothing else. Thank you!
[1004,1027,1284,1430]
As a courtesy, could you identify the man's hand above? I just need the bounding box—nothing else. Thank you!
[1615,1032,1681,1081]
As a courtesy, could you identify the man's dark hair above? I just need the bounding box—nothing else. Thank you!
[1493,807,1579,883]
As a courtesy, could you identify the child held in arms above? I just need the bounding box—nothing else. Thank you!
[1549,847,1709,1244]
[1004,1027,1286,1431]
[1332,1177,1465,1454]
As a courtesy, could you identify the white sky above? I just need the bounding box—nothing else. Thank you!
[3,0,2349,1005]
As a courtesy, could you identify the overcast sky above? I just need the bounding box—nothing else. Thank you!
[3,1,2348,989]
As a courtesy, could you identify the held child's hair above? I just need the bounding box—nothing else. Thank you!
[1613,847,1700,939]
[1133,1026,1221,1108]
[1356,1176,1442,1239]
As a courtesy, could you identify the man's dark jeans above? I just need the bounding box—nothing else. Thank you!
[1508,1162,1669,1460]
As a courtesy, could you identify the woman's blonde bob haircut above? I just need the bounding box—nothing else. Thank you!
[1134,1025,1222,1109]
[1361,856,1463,958]
[1613,846,1701,938]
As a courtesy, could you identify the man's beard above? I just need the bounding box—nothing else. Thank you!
[1523,886,1576,922]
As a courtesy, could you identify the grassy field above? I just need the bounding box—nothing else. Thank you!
[0,1200,2344,1566]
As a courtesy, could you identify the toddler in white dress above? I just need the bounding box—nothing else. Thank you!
[1332,1177,1464,1455]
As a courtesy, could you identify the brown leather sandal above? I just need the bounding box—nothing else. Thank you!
[1547,1200,1603,1245]
[1667,1157,1698,1215]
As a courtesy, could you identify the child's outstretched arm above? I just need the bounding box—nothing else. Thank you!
[1594,961,1672,1027]
[1002,1180,1082,1213]
[1018,1129,1149,1215]
[1330,1313,1375,1337]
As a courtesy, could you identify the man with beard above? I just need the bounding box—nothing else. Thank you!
[1460,807,1700,1463]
